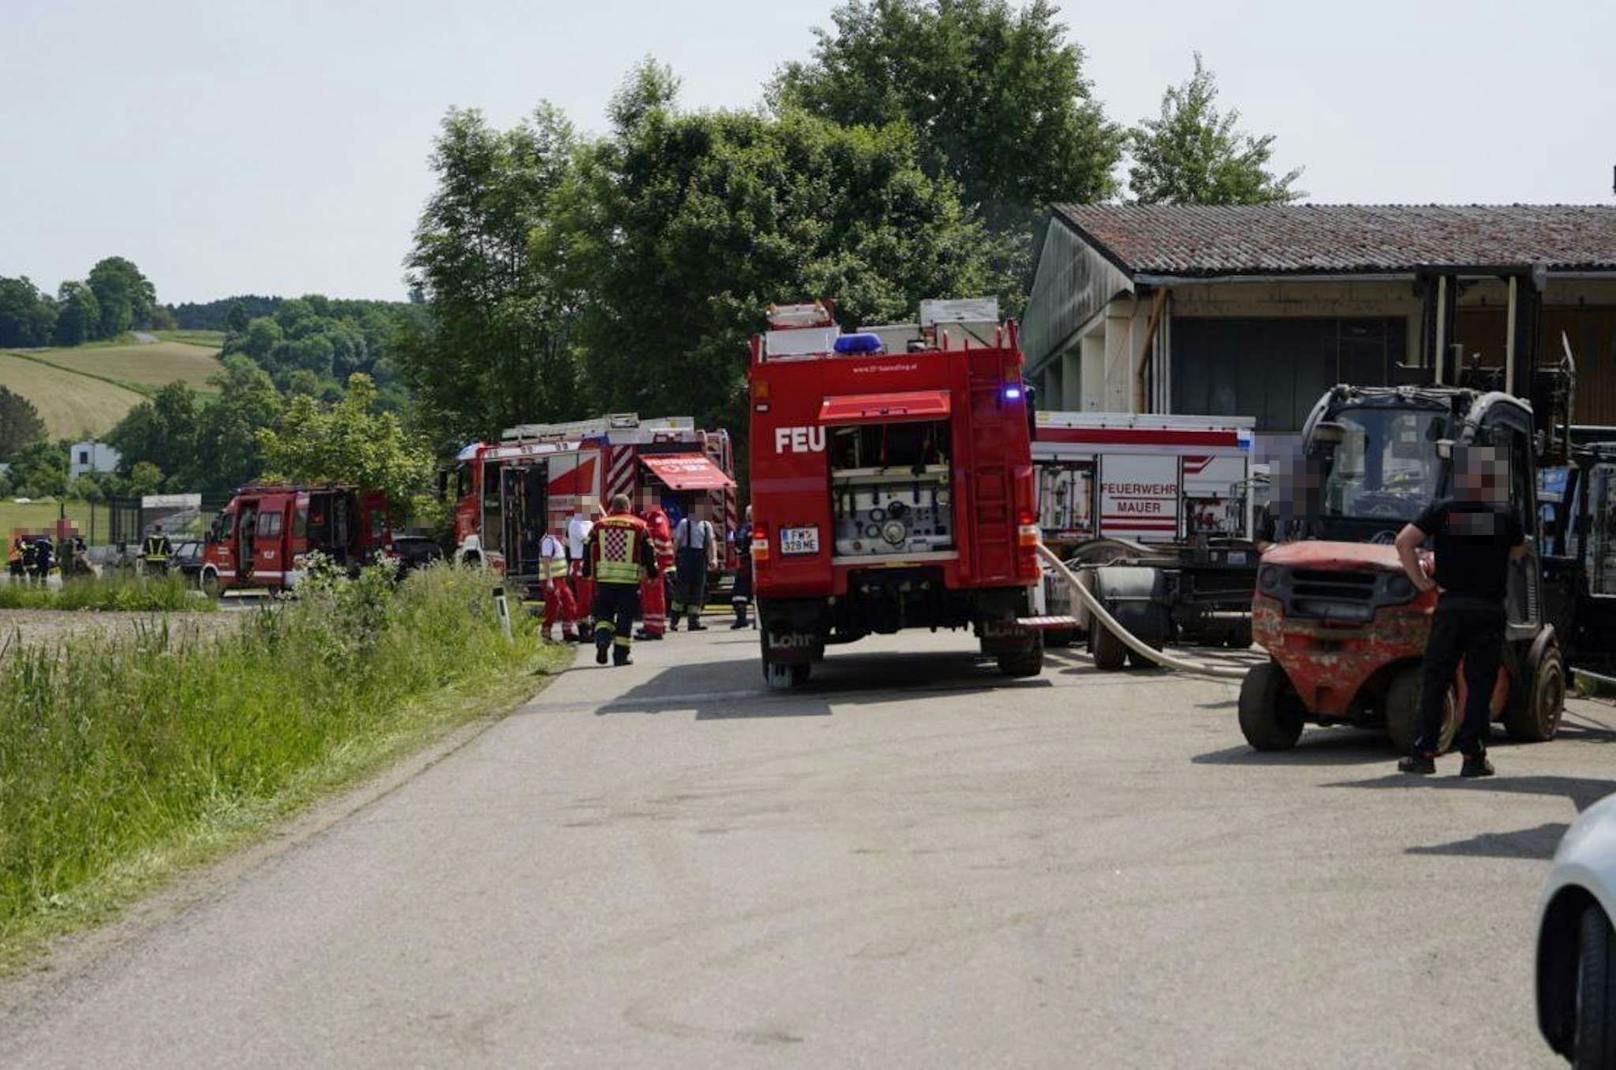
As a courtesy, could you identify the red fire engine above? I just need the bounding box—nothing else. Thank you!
[200,485,392,594]
[748,299,1043,686]
[445,414,738,590]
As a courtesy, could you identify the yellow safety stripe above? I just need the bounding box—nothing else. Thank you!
[613,636,632,647]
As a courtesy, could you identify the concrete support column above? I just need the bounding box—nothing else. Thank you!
[1060,346,1083,410]
[1080,331,1105,412]
[1103,303,1134,412]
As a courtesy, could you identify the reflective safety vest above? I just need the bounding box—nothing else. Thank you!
[592,515,647,586]
[538,534,568,581]
[143,535,169,561]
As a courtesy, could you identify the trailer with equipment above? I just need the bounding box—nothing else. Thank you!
[1236,267,1575,752]
[1031,411,1261,665]
[747,299,1043,687]
[445,414,737,594]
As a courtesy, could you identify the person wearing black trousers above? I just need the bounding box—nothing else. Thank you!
[1394,445,1526,779]
[730,506,753,629]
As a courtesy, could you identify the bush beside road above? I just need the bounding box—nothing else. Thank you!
[0,565,569,970]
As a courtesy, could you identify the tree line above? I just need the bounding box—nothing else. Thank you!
[0,257,167,348]
[401,0,1303,456]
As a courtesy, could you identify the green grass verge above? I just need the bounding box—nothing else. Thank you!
[0,564,571,971]
[0,574,211,612]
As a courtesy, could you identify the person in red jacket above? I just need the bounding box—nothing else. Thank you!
[635,494,675,640]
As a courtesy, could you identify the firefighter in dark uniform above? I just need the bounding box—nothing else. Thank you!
[142,524,173,577]
[582,493,658,667]
[1394,444,1526,779]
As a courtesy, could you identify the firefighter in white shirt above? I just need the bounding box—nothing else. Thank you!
[567,506,600,627]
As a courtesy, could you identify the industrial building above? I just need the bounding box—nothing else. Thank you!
[1021,204,1616,455]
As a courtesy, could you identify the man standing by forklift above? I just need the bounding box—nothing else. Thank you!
[1395,445,1527,778]
[581,494,658,667]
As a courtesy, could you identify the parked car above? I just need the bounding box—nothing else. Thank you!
[169,539,205,583]
[1537,792,1616,1066]
[388,534,445,576]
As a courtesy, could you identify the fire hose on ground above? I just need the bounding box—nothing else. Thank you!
[1035,541,1249,681]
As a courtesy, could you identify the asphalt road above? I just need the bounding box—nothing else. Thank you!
[3,625,1609,1068]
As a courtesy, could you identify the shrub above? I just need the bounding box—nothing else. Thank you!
[0,573,209,613]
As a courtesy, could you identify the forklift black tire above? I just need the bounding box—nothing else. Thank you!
[1385,667,1459,754]
[1091,620,1128,671]
[1506,643,1566,742]
[997,644,1044,678]
[1238,662,1304,751]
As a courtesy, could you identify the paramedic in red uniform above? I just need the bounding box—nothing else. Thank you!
[582,494,658,667]
[538,528,580,643]
[634,496,675,640]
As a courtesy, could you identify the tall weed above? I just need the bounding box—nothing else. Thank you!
[0,563,547,945]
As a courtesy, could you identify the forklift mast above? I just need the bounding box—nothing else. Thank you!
[1416,264,1575,464]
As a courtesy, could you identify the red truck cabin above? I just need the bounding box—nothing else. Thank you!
[747,300,1043,684]
[201,485,390,593]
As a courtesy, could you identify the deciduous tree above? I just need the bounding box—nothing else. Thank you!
[0,387,46,457]
[258,373,435,512]
[1127,54,1304,206]
[770,0,1123,225]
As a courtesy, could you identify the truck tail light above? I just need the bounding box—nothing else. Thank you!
[751,523,769,562]
[1017,511,1040,548]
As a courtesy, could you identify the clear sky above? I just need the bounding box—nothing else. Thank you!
[3,0,1611,304]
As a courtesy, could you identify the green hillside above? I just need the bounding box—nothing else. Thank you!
[0,353,144,439]
[0,338,224,439]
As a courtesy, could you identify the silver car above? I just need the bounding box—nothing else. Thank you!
[1537,792,1616,1065]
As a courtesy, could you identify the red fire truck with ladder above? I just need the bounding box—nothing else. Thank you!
[748,298,1044,687]
[445,414,737,592]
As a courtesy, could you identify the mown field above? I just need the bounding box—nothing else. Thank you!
[0,500,103,542]
[0,353,144,439]
[16,341,222,393]
[0,338,224,438]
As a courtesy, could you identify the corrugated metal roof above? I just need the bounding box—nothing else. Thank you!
[1051,204,1616,276]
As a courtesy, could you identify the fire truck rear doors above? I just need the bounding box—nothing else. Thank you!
[500,462,548,578]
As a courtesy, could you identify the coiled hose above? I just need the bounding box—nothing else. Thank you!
[1035,542,1249,680]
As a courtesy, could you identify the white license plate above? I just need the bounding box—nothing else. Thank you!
[780,526,820,556]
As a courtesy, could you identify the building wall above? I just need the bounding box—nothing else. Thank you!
[68,441,120,479]
[1022,215,1133,377]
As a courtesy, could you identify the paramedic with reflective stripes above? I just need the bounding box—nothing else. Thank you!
[538,528,580,643]
[582,494,658,666]
[670,510,718,631]
[634,498,674,640]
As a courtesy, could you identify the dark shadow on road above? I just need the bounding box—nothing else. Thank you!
[1406,822,1570,861]
[592,647,1054,720]
[1193,728,1392,766]
[1324,772,1616,813]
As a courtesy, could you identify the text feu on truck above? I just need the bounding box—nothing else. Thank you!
[747,299,1044,687]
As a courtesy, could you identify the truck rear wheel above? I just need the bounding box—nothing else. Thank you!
[1506,642,1565,742]
[1238,662,1304,751]
[997,644,1044,678]
[1091,620,1127,671]
[200,567,221,598]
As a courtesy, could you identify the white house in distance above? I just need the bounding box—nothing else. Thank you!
[69,440,121,479]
